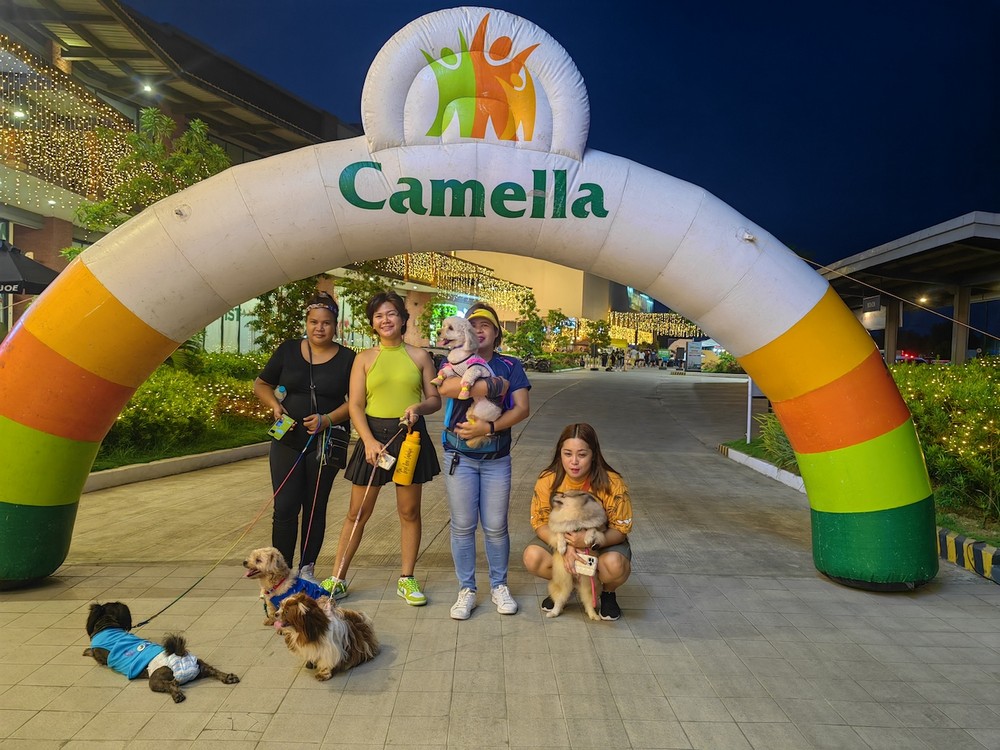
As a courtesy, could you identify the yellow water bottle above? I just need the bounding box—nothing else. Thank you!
[392,430,421,485]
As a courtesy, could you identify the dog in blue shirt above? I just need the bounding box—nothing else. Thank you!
[84,601,240,703]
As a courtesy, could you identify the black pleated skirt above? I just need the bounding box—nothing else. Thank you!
[343,415,441,486]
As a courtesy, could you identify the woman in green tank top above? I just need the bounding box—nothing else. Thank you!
[322,290,441,606]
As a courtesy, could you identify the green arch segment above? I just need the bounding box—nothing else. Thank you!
[796,420,931,514]
[0,502,79,586]
[0,416,99,506]
[811,496,938,584]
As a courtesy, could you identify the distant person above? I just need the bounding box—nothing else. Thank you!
[253,291,354,584]
[522,423,633,621]
[322,290,441,605]
[436,302,531,620]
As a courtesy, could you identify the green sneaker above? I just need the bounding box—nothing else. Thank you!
[320,577,349,600]
[397,576,427,606]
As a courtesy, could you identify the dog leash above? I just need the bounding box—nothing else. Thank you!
[133,434,316,629]
[331,421,408,584]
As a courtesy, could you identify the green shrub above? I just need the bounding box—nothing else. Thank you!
[200,351,270,380]
[703,351,745,374]
[754,413,798,471]
[104,368,217,450]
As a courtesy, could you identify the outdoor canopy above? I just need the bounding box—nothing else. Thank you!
[0,241,60,295]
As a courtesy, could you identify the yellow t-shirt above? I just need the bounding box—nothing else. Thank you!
[530,471,633,535]
[366,344,423,418]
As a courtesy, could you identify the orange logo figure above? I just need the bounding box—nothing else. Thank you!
[423,13,539,142]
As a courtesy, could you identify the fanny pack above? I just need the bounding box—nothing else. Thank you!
[443,428,504,459]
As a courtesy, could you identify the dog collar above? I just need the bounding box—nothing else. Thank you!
[265,577,287,596]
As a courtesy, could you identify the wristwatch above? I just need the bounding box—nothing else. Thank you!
[488,421,496,436]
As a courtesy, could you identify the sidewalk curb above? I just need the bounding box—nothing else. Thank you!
[718,444,805,494]
[84,442,270,493]
[718,444,1000,586]
[938,527,1000,584]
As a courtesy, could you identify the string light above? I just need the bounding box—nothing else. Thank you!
[351,252,531,312]
[606,310,702,340]
[0,34,133,211]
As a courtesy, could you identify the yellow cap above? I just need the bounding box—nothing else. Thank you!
[466,309,500,329]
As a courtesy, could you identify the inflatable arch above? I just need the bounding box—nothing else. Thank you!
[0,8,936,588]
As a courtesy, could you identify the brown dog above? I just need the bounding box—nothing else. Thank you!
[243,546,330,625]
[546,490,608,620]
[275,592,379,680]
[84,601,239,703]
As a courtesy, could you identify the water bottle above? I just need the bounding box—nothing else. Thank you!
[275,385,287,403]
[392,430,421,485]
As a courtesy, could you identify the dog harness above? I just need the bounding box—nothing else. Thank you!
[267,576,330,610]
[90,628,164,679]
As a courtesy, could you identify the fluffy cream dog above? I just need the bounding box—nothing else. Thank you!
[546,490,608,620]
[243,546,330,625]
[430,315,502,449]
[275,592,380,680]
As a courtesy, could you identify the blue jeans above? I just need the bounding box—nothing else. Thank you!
[444,453,512,590]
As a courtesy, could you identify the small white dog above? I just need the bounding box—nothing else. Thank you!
[546,490,608,621]
[275,592,380,680]
[431,315,502,449]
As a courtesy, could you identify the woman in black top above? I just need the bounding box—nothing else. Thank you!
[253,291,355,581]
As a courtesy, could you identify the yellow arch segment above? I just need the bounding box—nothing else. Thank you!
[796,420,932,513]
[739,287,876,402]
[22,261,179,389]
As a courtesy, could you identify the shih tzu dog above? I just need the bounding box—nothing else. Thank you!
[243,546,330,625]
[546,490,608,621]
[83,601,239,703]
[274,592,379,680]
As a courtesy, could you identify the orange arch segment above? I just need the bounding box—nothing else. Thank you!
[22,261,179,388]
[738,287,876,402]
[0,327,135,443]
[773,349,912,454]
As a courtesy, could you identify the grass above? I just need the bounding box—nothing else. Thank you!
[724,438,1000,549]
[92,417,267,472]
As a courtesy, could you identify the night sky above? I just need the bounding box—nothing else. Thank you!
[125,0,1000,267]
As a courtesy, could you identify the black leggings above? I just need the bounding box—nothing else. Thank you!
[269,440,339,569]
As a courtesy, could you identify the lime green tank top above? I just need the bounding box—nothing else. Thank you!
[366,344,423,418]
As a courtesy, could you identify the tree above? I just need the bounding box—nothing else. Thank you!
[246,277,325,352]
[416,294,456,341]
[585,319,612,350]
[333,262,397,341]
[62,108,230,259]
[544,308,573,352]
[505,291,545,356]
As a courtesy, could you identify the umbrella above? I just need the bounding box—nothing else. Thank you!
[0,241,60,295]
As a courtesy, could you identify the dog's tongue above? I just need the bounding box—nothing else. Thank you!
[273,620,284,630]
[244,569,256,578]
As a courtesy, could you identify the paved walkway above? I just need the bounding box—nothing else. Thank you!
[1,369,997,749]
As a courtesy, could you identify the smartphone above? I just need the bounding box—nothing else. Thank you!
[575,554,598,577]
[267,414,296,440]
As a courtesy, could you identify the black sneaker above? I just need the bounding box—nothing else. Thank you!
[541,596,555,612]
[599,591,621,621]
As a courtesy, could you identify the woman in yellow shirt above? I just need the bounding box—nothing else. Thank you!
[523,423,633,620]
[322,290,441,606]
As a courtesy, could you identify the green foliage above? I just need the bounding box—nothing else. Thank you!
[891,358,1000,523]
[199,351,270,380]
[544,308,573,352]
[754,413,799,471]
[505,292,545,356]
[416,295,455,341]
[247,277,323,352]
[703,351,745,374]
[61,108,230,260]
[584,319,612,350]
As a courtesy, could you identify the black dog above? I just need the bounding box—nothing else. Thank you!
[83,601,240,703]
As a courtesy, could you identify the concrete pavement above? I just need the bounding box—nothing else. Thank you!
[1,369,998,749]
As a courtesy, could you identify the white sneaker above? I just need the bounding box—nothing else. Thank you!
[450,588,477,620]
[491,584,518,615]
